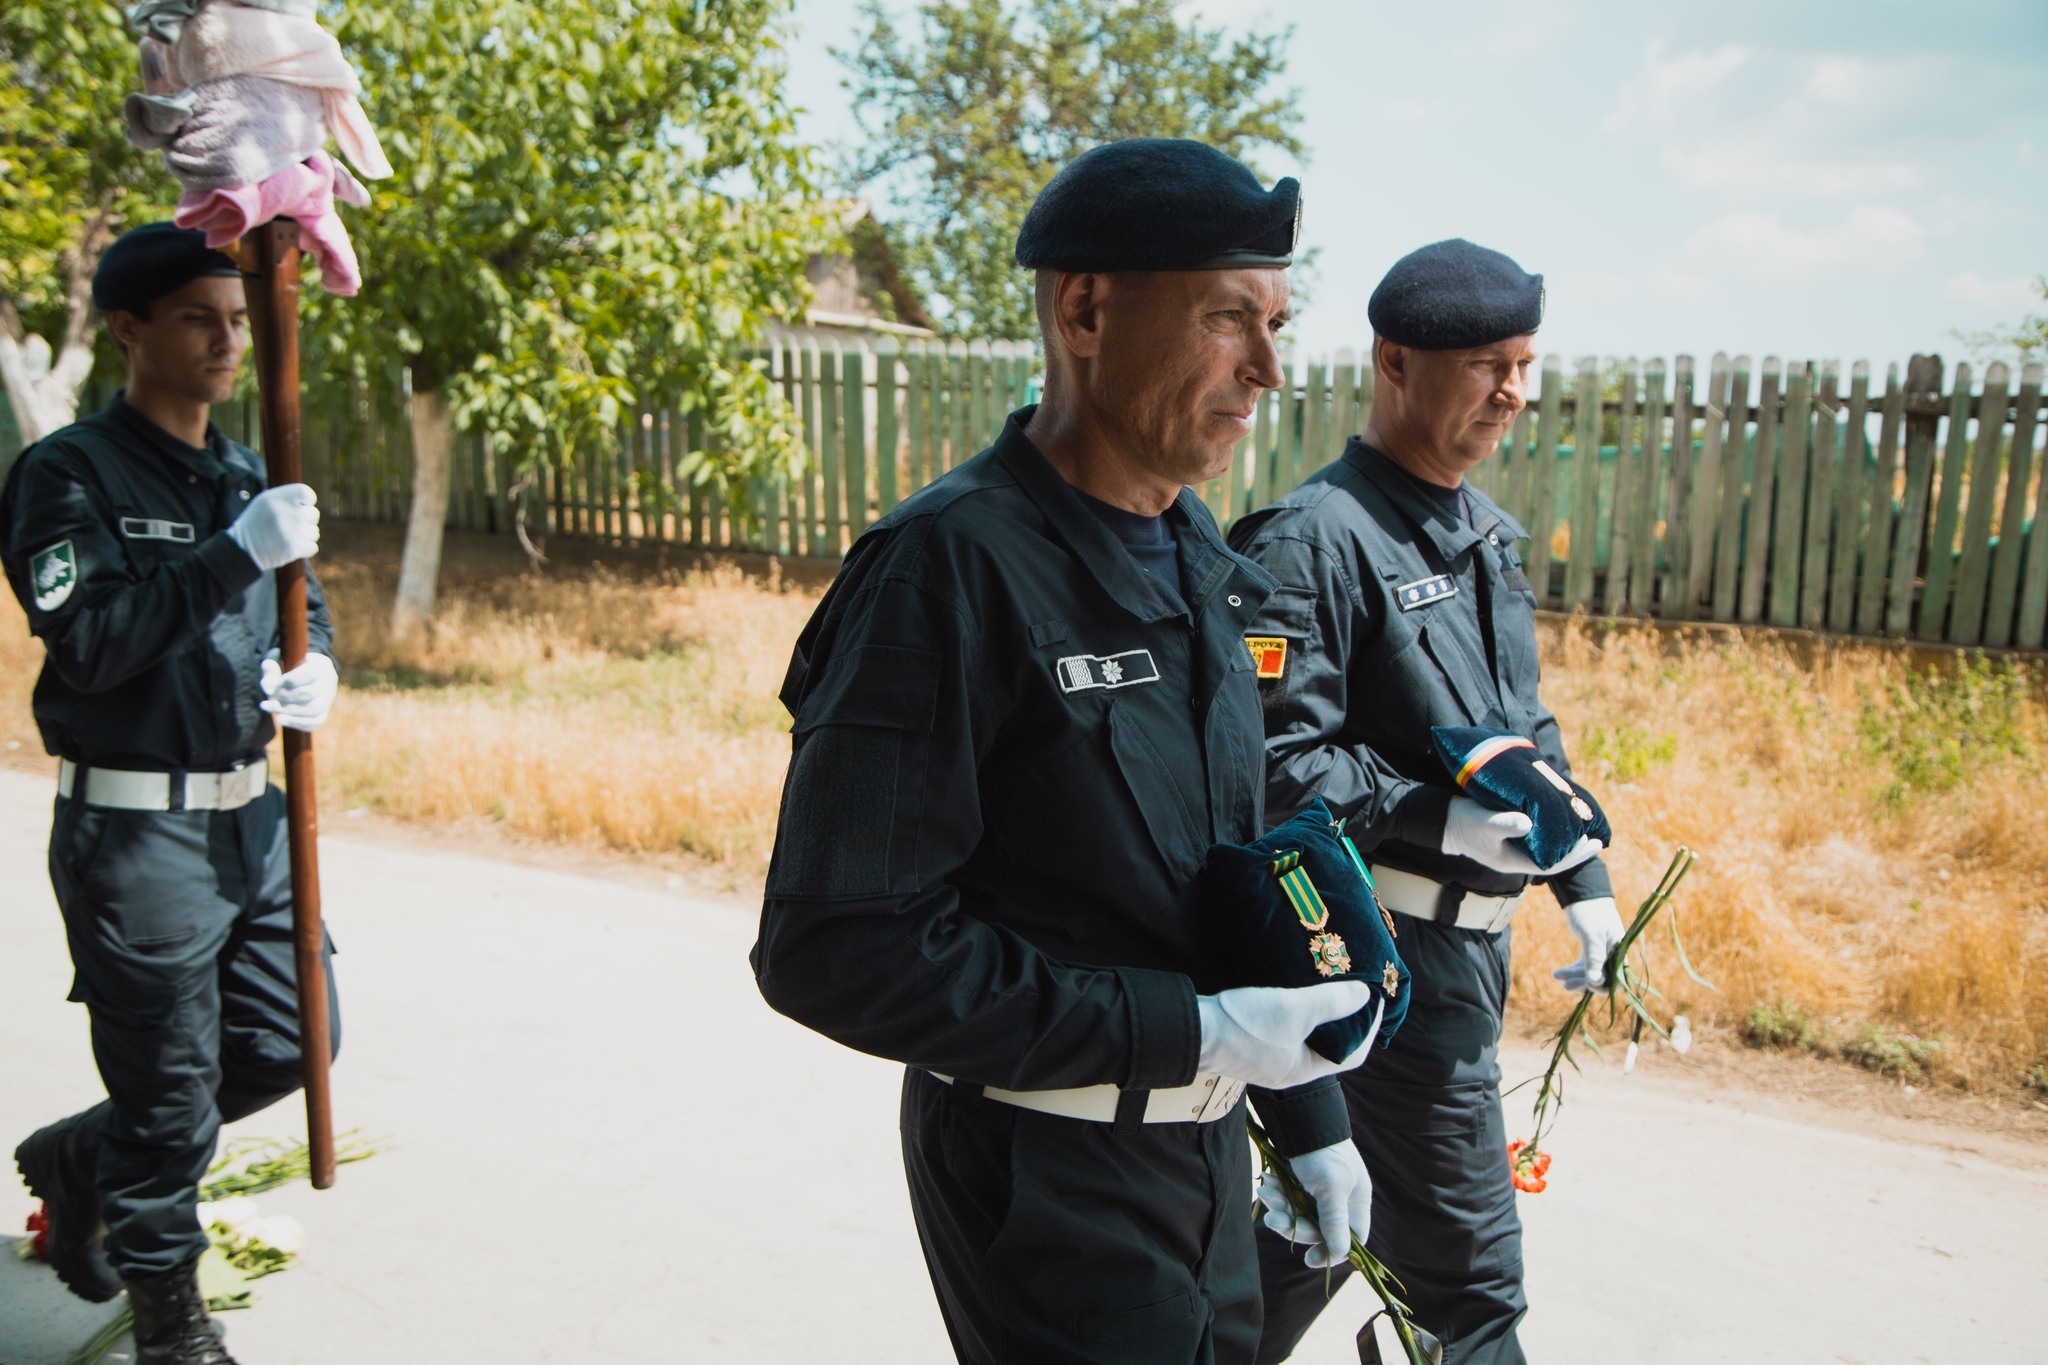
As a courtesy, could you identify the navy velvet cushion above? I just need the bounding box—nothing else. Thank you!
[1430,725,1612,870]
[1195,798,1411,1062]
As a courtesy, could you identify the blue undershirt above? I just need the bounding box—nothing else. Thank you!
[1076,488,1190,603]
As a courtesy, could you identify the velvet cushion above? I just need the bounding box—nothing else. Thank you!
[1430,725,1612,870]
[1195,798,1411,1062]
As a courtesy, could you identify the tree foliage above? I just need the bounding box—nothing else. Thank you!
[837,0,1303,339]
[309,0,826,503]
[1953,275,2048,366]
[0,3,166,442]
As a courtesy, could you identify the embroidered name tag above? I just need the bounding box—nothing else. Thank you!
[1056,649,1160,692]
[1245,636,1288,679]
[120,517,196,543]
[1396,574,1458,611]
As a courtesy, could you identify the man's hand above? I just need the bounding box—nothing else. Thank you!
[228,484,320,570]
[1257,1139,1371,1270]
[1196,982,1374,1090]
[1442,795,1602,876]
[1554,896,1626,994]
[260,650,337,732]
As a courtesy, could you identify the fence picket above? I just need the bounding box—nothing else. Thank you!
[1917,364,1975,641]
[1711,356,1752,622]
[1855,365,1904,635]
[1825,362,1870,633]
[1664,356,1695,616]
[1629,360,1665,609]
[1768,361,1812,627]
[1565,357,1601,609]
[1800,360,1841,630]
[1949,363,2011,645]
[1686,353,1729,620]
[1526,357,1565,599]
[1987,363,2044,648]
[1605,359,1639,614]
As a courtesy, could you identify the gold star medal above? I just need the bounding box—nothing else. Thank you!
[1382,961,1400,997]
[1273,851,1354,979]
[1309,932,1352,978]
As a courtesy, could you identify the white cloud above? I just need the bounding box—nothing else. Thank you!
[1943,272,2040,307]
[1661,142,1923,198]
[1601,40,1750,132]
[1684,205,1924,278]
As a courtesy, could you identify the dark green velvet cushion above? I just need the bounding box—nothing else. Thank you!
[1195,798,1411,1062]
[1430,725,1612,870]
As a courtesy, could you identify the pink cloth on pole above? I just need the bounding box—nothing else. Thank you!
[173,150,367,296]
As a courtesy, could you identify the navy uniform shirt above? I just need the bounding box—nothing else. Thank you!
[0,394,334,772]
[1228,438,1612,907]
[753,408,1350,1156]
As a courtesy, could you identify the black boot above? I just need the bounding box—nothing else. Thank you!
[14,1105,121,1302]
[126,1260,239,1365]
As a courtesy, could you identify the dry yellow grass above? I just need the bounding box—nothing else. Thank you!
[3,549,2045,1092]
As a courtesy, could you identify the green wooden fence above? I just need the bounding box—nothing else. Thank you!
[9,340,2046,650]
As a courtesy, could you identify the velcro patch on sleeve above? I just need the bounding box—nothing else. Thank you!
[1245,636,1288,680]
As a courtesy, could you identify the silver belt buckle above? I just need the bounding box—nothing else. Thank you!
[1195,1075,1246,1122]
[221,761,266,810]
[1483,892,1523,933]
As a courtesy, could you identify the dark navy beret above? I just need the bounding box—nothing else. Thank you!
[1368,238,1544,350]
[1016,138,1299,273]
[91,221,241,314]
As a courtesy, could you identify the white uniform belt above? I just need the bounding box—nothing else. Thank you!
[57,757,269,812]
[928,1071,1248,1124]
[1369,863,1523,934]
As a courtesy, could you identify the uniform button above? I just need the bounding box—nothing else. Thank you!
[1227,594,1242,607]
[240,489,252,500]
[188,475,198,484]
[1488,533,1500,546]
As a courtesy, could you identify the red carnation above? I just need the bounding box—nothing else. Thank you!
[26,1204,50,1261]
[1508,1139,1550,1194]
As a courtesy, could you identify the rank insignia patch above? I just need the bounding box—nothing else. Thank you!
[1245,636,1288,679]
[30,539,77,611]
[1396,574,1458,611]
[1056,649,1161,693]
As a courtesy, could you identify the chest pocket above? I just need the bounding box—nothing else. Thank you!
[1106,702,1206,878]
[1417,622,1497,728]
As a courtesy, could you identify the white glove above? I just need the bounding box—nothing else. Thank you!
[260,650,338,732]
[1257,1139,1371,1270]
[228,484,320,570]
[1554,896,1626,994]
[1442,796,1603,876]
[1196,982,1375,1091]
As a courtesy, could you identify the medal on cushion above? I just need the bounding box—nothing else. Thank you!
[1269,851,1353,978]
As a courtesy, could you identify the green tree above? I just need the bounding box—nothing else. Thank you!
[1953,275,2048,366]
[314,0,824,636]
[0,3,163,446]
[837,0,1302,339]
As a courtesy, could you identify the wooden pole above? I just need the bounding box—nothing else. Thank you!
[239,219,336,1190]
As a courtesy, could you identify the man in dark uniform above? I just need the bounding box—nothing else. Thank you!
[1231,239,1620,1365]
[4,222,340,1365]
[753,140,1381,1365]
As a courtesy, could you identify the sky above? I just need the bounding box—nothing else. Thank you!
[780,0,2048,368]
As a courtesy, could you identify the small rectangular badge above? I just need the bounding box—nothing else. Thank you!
[1245,636,1288,679]
[1056,649,1160,693]
[120,517,196,543]
[1395,574,1459,611]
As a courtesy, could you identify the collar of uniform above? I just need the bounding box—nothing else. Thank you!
[106,391,234,481]
[1343,438,1516,560]
[994,406,1198,624]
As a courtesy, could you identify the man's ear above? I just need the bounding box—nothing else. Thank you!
[1373,336,1410,392]
[104,309,144,358]
[1052,272,1108,359]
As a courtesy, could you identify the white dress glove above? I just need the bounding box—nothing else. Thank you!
[1257,1139,1371,1270]
[260,651,338,732]
[1196,981,1375,1091]
[227,484,320,570]
[1554,896,1626,994]
[1442,795,1603,876]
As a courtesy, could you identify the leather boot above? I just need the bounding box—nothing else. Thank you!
[125,1260,239,1365]
[14,1105,121,1302]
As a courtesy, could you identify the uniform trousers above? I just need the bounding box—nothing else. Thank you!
[901,1067,1262,1365]
[1256,921,1525,1365]
[45,784,340,1277]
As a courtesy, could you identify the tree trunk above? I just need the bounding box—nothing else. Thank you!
[0,306,95,447]
[391,386,454,646]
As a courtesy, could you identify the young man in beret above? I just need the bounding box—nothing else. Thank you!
[1230,239,1618,1364]
[754,139,1376,1364]
[4,221,340,1365]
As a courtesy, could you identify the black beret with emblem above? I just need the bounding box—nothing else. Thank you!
[1367,237,1544,350]
[1015,137,1299,273]
[1194,798,1411,1062]
[1431,725,1611,870]
[92,221,241,315]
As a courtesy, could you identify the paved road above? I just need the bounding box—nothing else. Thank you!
[2,766,2043,1364]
